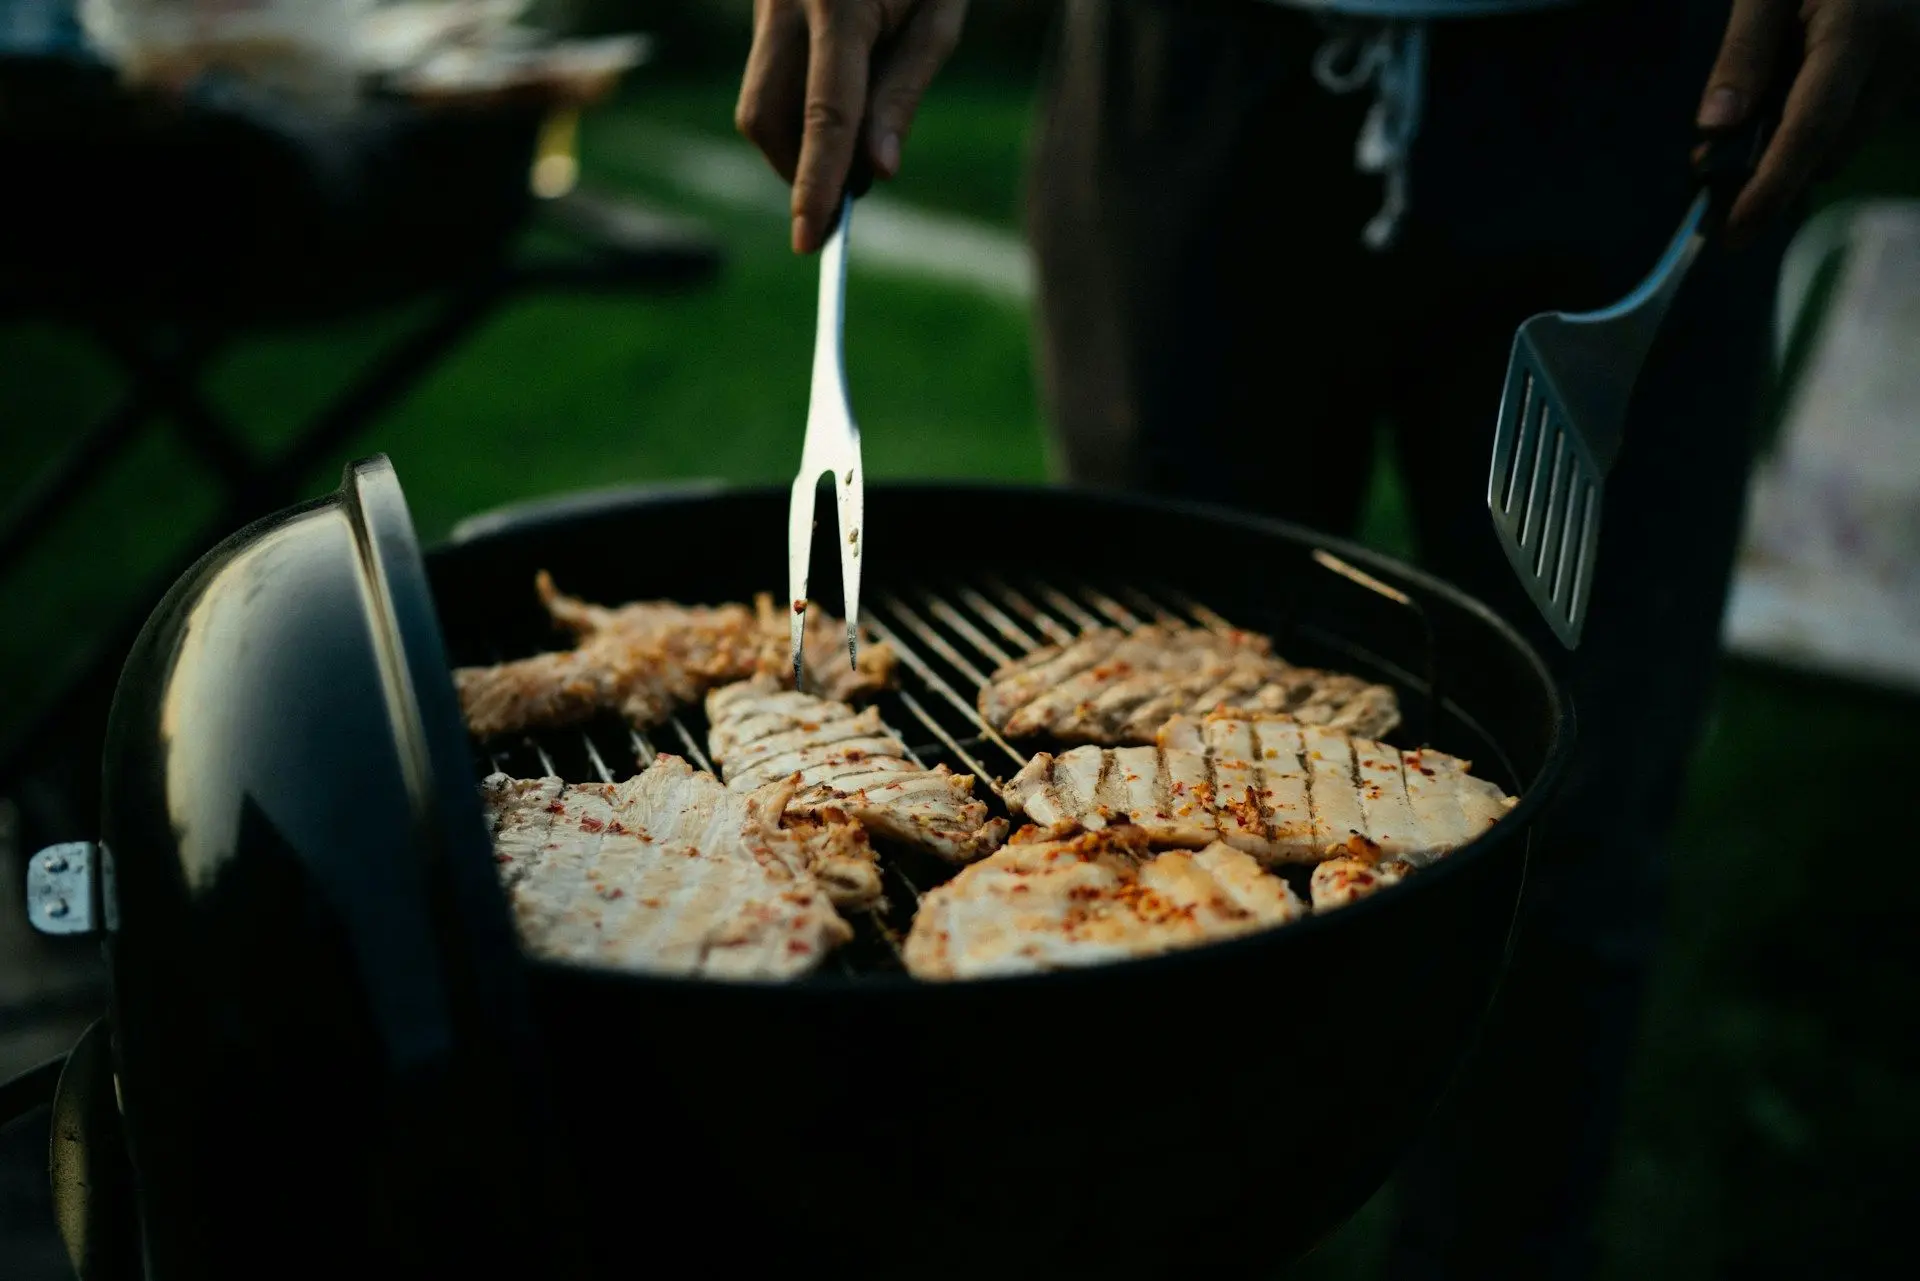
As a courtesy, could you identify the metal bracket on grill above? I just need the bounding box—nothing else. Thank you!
[26,841,110,938]
[1310,549,1442,746]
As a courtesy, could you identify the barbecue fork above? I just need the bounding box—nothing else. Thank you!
[1486,94,1783,649]
[789,180,869,691]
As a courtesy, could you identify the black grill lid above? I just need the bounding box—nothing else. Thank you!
[95,455,585,1280]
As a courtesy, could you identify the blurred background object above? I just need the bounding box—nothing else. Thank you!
[1724,198,1920,691]
[2,2,1917,1278]
[78,0,362,106]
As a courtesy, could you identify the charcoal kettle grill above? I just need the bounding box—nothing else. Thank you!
[7,456,1570,1280]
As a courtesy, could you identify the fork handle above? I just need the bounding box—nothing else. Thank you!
[1693,46,1799,232]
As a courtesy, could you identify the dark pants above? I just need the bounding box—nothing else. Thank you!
[1026,1,1788,1277]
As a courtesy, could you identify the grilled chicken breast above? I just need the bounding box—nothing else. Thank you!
[902,826,1306,980]
[1004,713,1516,907]
[707,677,1009,864]
[976,625,1399,745]
[455,571,897,738]
[479,755,862,979]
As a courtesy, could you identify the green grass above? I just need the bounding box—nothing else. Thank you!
[4,71,1918,1279]
[620,76,1039,229]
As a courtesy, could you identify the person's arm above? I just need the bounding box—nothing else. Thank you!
[735,0,970,254]
[1698,0,1911,241]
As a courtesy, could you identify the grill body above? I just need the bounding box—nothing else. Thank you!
[430,482,1569,1278]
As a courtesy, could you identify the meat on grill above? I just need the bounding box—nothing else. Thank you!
[1003,713,1516,908]
[706,677,1009,864]
[479,755,864,979]
[902,825,1306,980]
[976,625,1400,745]
[455,571,897,738]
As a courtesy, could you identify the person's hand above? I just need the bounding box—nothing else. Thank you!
[1697,0,1909,241]
[736,0,969,254]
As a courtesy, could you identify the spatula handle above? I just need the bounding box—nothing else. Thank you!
[1693,48,1798,232]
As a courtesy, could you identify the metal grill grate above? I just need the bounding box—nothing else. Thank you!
[471,573,1406,978]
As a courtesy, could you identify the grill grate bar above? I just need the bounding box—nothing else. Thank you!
[1012,584,1095,641]
[1153,587,1237,633]
[529,739,558,776]
[1077,587,1143,630]
[880,591,995,690]
[922,593,1015,670]
[1035,584,1105,634]
[1119,587,1188,627]
[862,897,910,966]
[582,734,616,783]
[629,727,658,765]
[895,687,997,789]
[866,608,1026,769]
[985,577,1076,645]
[957,586,1040,654]
[665,715,715,774]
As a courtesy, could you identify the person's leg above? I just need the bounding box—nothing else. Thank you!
[1025,0,1385,529]
[1377,3,1792,1277]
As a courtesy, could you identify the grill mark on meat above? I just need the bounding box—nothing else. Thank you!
[707,678,1008,864]
[1303,727,1371,858]
[723,710,884,769]
[731,738,911,790]
[1008,713,1517,916]
[1204,717,1268,859]
[977,625,1400,746]
[1354,743,1420,861]
[903,828,1307,980]
[1252,720,1315,862]
[979,631,1125,728]
[478,758,858,978]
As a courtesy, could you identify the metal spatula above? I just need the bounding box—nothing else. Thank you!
[1487,105,1780,648]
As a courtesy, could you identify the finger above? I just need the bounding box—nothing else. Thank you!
[736,2,811,183]
[792,3,884,253]
[1697,0,1795,128]
[865,0,968,179]
[1725,25,1876,236]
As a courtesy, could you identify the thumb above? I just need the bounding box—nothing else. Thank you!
[1699,0,1796,128]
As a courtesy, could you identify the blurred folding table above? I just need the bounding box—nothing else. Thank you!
[1723,198,1920,692]
[0,32,723,843]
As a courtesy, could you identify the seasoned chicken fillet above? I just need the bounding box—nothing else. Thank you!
[1003,712,1517,908]
[902,826,1306,981]
[479,756,861,979]
[454,571,897,738]
[976,624,1400,745]
[707,678,1009,864]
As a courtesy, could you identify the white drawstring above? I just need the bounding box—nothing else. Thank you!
[1312,20,1428,251]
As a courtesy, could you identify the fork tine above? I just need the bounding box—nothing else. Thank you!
[788,472,819,689]
[834,460,863,670]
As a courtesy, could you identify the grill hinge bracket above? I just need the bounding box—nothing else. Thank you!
[27,841,110,937]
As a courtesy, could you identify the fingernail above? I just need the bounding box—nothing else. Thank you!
[1698,87,1742,129]
[792,215,812,254]
[877,132,900,177]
